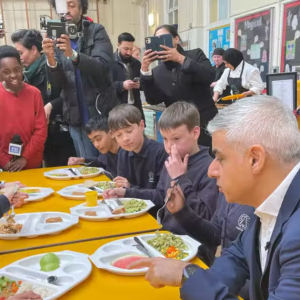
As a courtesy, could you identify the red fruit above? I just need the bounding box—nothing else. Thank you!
[111,255,146,269]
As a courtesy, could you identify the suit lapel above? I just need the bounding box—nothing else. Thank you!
[261,170,300,293]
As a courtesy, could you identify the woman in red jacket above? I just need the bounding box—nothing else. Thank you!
[0,45,47,172]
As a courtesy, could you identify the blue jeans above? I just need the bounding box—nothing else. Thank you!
[69,125,99,158]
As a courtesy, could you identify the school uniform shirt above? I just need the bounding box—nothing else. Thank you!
[214,61,264,95]
[85,148,120,178]
[125,147,219,231]
[117,137,168,189]
[0,83,48,169]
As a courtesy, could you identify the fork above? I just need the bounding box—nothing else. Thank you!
[6,205,15,223]
[157,179,178,225]
[83,161,93,166]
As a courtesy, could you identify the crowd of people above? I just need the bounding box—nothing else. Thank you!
[1,0,300,300]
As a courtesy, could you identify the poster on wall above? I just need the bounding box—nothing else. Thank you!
[235,9,272,83]
[209,25,231,65]
[281,1,300,73]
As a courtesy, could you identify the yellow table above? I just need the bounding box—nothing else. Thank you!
[0,168,160,254]
[0,235,206,300]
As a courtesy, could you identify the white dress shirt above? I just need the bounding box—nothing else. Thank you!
[255,161,300,271]
[214,61,264,95]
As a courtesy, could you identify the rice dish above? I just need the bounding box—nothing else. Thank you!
[17,281,55,298]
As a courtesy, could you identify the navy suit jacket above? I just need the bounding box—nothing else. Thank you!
[181,169,300,300]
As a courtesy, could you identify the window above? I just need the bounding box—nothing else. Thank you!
[210,0,230,23]
[168,0,178,25]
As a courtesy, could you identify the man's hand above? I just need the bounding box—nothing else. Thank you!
[1,186,28,207]
[213,92,220,102]
[158,45,185,64]
[56,34,73,58]
[44,102,53,124]
[9,291,42,300]
[132,81,140,89]
[141,49,158,72]
[241,90,254,98]
[103,188,126,199]
[128,257,189,288]
[7,157,27,172]
[123,80,136,91]
[4,181,25,188]
[113,176,130,188]
[68,157,85,166]
[11,191,28,207]
[3,161,12,171]
[166,184,185,214]
[165,144,189,179]
[42,38,56,66]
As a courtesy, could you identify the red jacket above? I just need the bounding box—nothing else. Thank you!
[0,83,47,169]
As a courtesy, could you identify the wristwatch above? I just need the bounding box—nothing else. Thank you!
[68,49,78,61]
[182,264,200,285]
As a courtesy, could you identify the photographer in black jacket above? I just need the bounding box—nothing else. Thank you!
[42,0,119,158]
[12,29,76,167]
[141,25,217,149]
[111,32,144,120]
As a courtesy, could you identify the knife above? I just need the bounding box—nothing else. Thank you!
[134,237,155,258]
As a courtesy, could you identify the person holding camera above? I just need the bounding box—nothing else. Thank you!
[111,32,145,120]
[141,24,217,150]
[42,0,119,158]
[11,29,76,167]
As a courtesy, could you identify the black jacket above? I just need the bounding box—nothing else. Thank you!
[141,46,216,112]
[47,19,119,125]
[112,51,144,117]
[0,195,10,218]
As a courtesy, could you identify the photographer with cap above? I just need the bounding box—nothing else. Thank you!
[42,0,119,158]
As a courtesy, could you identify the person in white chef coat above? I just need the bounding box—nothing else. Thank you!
[213,48,264,102]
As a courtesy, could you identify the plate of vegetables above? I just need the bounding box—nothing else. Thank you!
[0,276,22,299]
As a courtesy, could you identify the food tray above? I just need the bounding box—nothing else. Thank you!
[70,198,155,221]
[0,212,79,240]
[89,233,200,276]
[0,250,92,300]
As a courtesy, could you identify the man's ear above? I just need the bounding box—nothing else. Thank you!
[248,145,266,175]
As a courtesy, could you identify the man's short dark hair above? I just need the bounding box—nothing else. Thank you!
[0,45,21,66]
[158,101,200,131]
[11,29,43,52]
[118,32,135,44]
[85,115,109,135]
[48,0,89,15]
[108,104,142,132]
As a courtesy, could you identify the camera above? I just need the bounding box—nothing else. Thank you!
[45,0,78,40]
[47,20,78,40]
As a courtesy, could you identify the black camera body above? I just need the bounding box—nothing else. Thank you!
[47,19,78,40]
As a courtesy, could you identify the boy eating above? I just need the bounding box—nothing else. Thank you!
[108,104,168,189]
[104,102,219,231]
[68,115,120,178]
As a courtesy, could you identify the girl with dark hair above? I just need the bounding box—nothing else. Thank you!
[11,29,76,167]
[213,48,264,102]
[141,24,217,149]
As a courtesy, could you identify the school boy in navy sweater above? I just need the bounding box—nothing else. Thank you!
[107,104,168,189]
[104,102,219,232]
[68,115,120,178]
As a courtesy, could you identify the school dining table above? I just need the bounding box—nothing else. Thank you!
[0,234,208,300]
[0,167,161,254]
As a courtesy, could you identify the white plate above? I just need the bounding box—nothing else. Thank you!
[0,250,92,300]
[44,167,104,181]
[20,187,54,203]
[57,184,103,200]
[70,198,155,221]
[89,233,200,276]
[0,212,79,240]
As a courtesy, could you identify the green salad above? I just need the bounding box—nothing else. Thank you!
[121,199,147,213]
[97,181,116,190]
[147,232,189,260]
[78,167,99,175]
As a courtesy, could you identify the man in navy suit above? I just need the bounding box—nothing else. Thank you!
[129,95,300,300]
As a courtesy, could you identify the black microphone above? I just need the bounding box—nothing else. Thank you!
[8,134,23,161]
